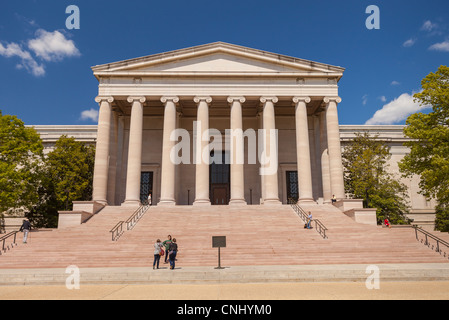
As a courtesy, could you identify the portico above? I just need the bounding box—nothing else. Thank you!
[90,42,346,207]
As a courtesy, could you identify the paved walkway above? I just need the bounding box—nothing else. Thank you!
[1,281,449,300]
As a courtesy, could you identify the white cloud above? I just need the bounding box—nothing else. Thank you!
[0,28,80,76]
[28,29,80,62]
[429,40,449,52]
[365,92,431,125]
[0,42,45,76]
[391,81,400,86]
[421,20,437,32]
[378,96,387,102]
[403,38,416,47]
[80,109,99,122]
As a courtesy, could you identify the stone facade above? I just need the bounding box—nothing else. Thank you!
[30,42,435,229]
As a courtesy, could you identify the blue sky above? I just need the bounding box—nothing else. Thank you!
[0,0,448,126]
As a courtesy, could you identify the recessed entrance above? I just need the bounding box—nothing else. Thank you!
[286,171,299,203]
[210,151,230,205]
[140,171,153,204]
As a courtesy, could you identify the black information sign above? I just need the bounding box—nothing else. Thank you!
[212,236,226,248]
[212,236,226,269]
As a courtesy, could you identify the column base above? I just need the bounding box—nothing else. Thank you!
[229,199,247,206]
[263,199,282,205]
[298,198,316,204]
[193,199,211,206]
[121,200,141,208]
[158,200,176,206]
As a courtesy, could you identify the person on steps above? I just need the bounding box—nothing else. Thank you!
[163,235,173,264]
[19,219,31,244]
[307,211,313,229]
[168,238,178,270]
[153,239,163,269]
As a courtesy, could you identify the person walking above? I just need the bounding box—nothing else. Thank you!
[162,235,173,264]
[307,211,313,229]
[168,238,178,270]
[19,219,31,244]
[153,239,163,269]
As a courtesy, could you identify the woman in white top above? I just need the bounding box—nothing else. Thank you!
[153,239,163,269]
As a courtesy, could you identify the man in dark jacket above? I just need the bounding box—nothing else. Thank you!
[19,219,31,243]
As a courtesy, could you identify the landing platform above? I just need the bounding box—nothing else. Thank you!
[1,263,449,286]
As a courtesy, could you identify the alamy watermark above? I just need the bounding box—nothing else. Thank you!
[365,265,380,289]
[66,5,80,30]
[168,123,279,176]
[65,265,80,289]
[366,5,380,30]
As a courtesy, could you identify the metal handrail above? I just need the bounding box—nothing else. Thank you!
[109,203,150,241]
[110,221,124,241]
[413,225,449,260]
[126,203,150,230]
[0,231,19,255]
[289,200,328,239]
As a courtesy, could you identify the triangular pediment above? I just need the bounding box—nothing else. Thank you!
[92,42,345,79]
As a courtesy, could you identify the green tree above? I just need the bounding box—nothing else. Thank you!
[342,132,410,225]
[46,135,95,210]
[399,65,449,231]
[27,136,95,227]
[0,110,44,214]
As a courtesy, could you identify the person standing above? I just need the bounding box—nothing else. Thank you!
[19,219,31,244]
[147,193,152,206]
[153,239,163,269]
[162,235,173,264]
[168,238,178,270]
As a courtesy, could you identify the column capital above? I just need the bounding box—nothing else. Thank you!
[227,96,246,104]
[194,96,212,104]
[323,96,342,104]
[95,96,114,104]
[160,96,179,104]
[127,96,146,104]
[260,96,278,104]
[292,96,311,104]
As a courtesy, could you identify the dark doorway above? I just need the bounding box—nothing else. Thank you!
[210,151,230,205]
[286,171,299,203]
[140,171,153,204]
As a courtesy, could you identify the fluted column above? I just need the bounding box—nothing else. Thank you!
[123,96,146,206]
[260,96,281,205]
[107,110,119,205]
[319,111,331,203]
[159,96,179,206]
[193,96,212,206]
[92,96,114,205]
[324,97,345,200]
[228,96,247,205]
[293,96,314,203]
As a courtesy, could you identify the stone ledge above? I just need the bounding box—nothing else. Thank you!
[344,208,378,226]
[1,264,449,286]
[57,211,93,229]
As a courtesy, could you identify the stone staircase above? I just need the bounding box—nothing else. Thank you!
[0,204,448,270]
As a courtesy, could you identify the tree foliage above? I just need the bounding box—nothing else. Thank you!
[27,135,96,227]
[342,132,410,225]
[399,65,449,231]
[0,110,44,214]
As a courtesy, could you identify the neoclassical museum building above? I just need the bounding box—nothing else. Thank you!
[33,42,436,228]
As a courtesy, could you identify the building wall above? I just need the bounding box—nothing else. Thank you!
[31,122,436,228]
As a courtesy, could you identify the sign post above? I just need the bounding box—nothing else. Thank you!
[212,236,226,269]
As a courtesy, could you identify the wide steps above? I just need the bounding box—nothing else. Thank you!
[0,204,447,269]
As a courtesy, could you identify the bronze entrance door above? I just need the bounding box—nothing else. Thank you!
[211,184,229,205]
